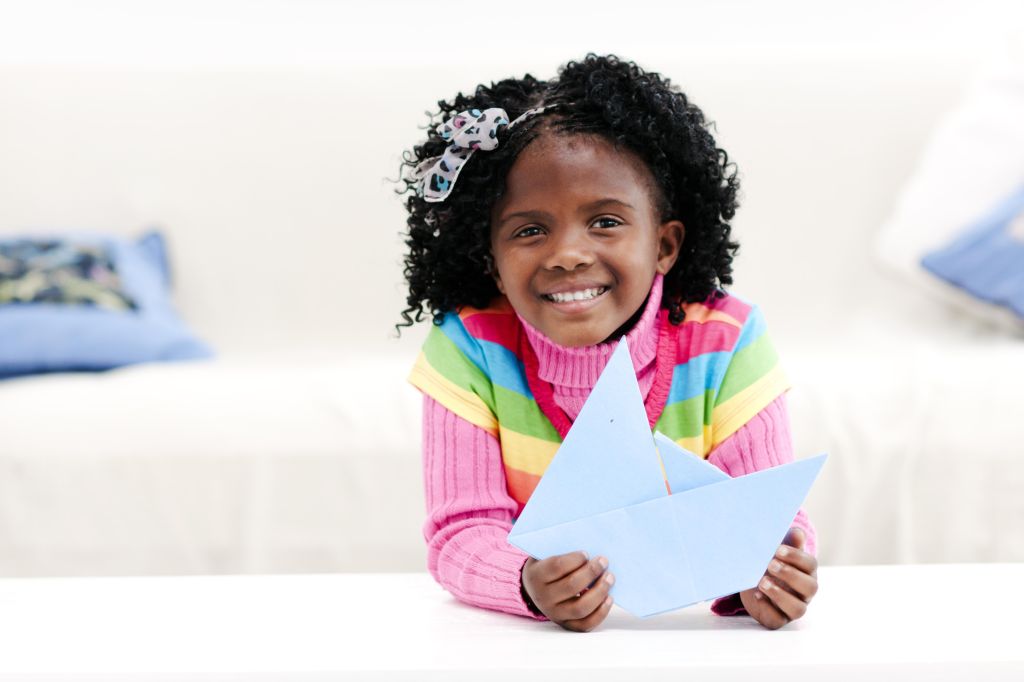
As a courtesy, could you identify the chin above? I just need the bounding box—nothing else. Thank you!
[547,326,614,348]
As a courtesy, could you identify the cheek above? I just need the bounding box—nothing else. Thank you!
[615,246,660,284]
[492,253,527,296]
[489,241,507,291]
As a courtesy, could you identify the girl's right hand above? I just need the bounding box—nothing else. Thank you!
[521,551,615,632]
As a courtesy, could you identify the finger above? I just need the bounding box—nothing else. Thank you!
[783,527,805,550]
[748,590,790,630]
[766,557,819,601]
[551,555,610,603]
[758,575,808,622]
[536,551,591,583]
[556,570,614,619]
[774,543,818,576]
[761,569,803,601]
[561,590,615,633]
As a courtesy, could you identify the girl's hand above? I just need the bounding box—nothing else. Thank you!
[521,551,615,632]
[739,527,818,630]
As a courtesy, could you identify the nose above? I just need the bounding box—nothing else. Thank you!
[543,229,595,272]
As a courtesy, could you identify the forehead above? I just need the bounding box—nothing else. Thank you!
[496,133,661,215]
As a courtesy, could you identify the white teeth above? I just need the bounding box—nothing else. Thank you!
[547,287,605,303]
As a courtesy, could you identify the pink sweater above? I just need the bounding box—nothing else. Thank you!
[421,281,817,621]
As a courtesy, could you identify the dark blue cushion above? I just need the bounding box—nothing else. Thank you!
[0,231,213,378]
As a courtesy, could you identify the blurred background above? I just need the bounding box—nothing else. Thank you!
[0,0,1022,577]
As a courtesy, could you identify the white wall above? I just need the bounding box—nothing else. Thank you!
[0,0,1021,67]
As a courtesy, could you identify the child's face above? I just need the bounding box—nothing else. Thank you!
[490,134,684,347]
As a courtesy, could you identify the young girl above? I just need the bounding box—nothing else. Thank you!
[399,54,818,632]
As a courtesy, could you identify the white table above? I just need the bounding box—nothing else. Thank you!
[0,564,1020,680]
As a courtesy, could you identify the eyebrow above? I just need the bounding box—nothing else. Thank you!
[496,198,636,227]
[579,198,635,212]
[497,209,554,226]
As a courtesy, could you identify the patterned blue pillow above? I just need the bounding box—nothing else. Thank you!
[0,231,212,378]
[921,187,1024,320]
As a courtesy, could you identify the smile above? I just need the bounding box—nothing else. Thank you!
[542,286,609,303]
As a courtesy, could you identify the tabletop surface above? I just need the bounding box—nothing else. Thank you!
[0,564,1021,681]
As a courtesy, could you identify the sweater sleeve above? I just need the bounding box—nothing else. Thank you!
[421,395,548,621]
[705,392,818,617]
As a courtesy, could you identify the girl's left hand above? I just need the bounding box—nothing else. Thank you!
[739,527,818,630]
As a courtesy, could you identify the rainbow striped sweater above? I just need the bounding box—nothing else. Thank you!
[409,291,789,513]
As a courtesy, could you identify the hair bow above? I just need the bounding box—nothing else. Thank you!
[413,105,551,203]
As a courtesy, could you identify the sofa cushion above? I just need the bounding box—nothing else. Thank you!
[0,231,212,378]
[0,354,425,576]
[875,46,1024,332]
[921,187,1024,319]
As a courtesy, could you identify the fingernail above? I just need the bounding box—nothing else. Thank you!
[777,546,789,558]
[761,578,773,591]
[598,556,609,569]
[581,551,589,561]
[769,560,783,573]
[604,596,613,608]
[754,591,763,600]
[605,573,615,586]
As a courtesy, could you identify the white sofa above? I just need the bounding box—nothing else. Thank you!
[1,45,1022,577]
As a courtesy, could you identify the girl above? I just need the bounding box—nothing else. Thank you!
[399,55,818,632]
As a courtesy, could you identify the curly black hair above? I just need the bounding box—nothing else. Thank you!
[397,53,740,330]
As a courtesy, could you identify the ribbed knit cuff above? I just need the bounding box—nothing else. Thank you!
[469,542,548,621]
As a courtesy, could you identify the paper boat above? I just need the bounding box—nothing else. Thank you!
[507,338,826,618]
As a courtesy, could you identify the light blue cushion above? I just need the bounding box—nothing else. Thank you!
[921,186,1024,319]
[0,231,213,378]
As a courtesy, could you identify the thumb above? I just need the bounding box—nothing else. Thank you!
[783,526,806,550]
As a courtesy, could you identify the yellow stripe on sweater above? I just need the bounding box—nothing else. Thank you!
[711,364,790,447]
[498,426,560,477]
[668,425,714,458]
[409,353,498,436]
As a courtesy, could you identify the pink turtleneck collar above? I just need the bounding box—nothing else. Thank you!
[516,274,664,421]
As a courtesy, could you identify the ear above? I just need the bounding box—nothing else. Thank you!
[655,220,685,275]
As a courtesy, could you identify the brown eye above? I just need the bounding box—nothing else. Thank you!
[514,226,543,238]
[593,217,622,229]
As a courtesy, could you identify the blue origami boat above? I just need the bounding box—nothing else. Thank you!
[508,338,827,618]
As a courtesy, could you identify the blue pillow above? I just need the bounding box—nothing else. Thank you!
[0,231,213,378]
[921,186,1024,320]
